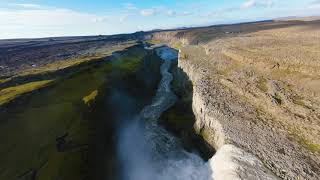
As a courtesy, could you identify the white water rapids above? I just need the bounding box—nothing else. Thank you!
[117,46,212,180]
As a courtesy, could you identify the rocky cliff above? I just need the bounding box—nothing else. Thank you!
[147,20,320,179]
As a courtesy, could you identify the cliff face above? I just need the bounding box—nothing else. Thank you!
[148,20,320,180]
[0,45,158,180]
[177,53,281,180]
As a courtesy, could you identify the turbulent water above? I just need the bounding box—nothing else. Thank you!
[117,47,212,180]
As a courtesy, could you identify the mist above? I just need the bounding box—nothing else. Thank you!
[115,47,212,180]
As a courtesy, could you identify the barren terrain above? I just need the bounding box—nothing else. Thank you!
[149,19,320,179]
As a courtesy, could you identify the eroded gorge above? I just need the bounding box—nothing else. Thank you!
[1,19,320,180]
[0,42,215,180]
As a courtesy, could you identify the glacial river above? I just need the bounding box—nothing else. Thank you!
[117,46,211,180]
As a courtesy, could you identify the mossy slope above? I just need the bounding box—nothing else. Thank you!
[0,45,147,180]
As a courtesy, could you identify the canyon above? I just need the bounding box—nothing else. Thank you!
[149,19,320,179]
[0,19,319,180]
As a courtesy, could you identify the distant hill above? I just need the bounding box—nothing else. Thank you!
[275,16,320,21]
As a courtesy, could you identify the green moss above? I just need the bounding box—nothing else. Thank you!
[83,90,98,105]
[118,58,140,72]
[0,102,82,179]
[0,45,147,180]
[19,42,137,77]
[292,96,312,109]
[0,80,54,105]
[274,93,282,105]
[301,139,320,153]
[160,95,195,136]
[200,129,210,142]
[112,48,146,73]
[36,149,87,180]
[165,110,188,131]
[173,42,183,49]
[145,39,162,45]
[257,77,268,92]
[181,53,188,59]
[0,78,10,84]
[288,129,320,154]
[293,97,305,106]
[21,55,106,77]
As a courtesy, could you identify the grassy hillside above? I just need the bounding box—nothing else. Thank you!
[0,45,147,180]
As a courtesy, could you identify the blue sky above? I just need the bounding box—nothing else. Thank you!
[0,0,319,39]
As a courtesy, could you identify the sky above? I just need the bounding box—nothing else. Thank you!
[0,0,319,39]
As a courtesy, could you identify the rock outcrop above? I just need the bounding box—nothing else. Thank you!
[147,20,320,180]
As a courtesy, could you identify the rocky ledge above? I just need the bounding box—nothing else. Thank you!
[147,19,320,180]
[178,47,319,180]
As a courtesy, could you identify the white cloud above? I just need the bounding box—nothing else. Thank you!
[92,16,109,23]
[0,9,98,26]
[180,11,193,16]
[202,7,237,18]
[166,10,192,17]
[241,0,273,10]
[120,14,130,23]
[140,9,156,16]
[241,0,256,9]
[0,6,135,39]
[166,10,176,16]
[309,0,320,9]
[309,4,320,9]
[203,0,274,18]
[9,3,43,9]
[123,3,138,10]
[139,6,192,17]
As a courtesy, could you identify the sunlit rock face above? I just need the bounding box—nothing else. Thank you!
[209,145,278,180]
[170,46,278,180]
[146,21,320,179]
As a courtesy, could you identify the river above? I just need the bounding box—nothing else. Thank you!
[116,46,212,180]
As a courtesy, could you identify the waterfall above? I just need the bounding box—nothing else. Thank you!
[117,46,212,180]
